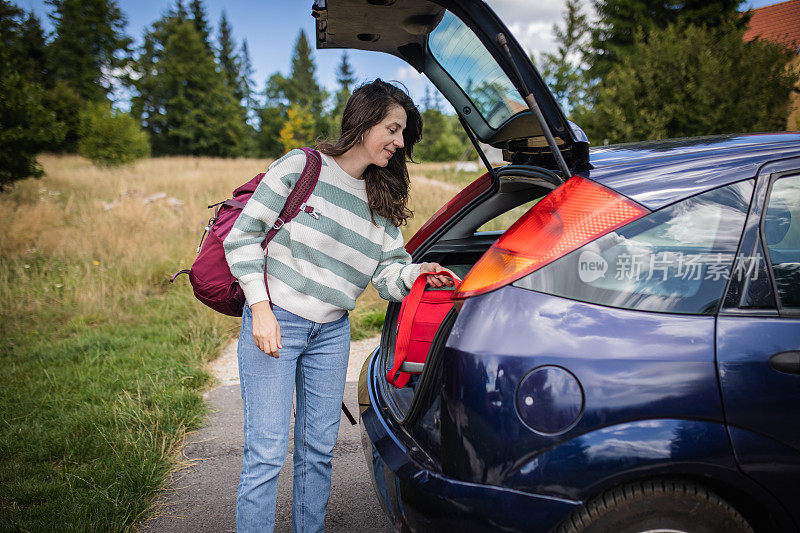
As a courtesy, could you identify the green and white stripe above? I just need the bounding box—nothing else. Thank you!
[223,149,421,323]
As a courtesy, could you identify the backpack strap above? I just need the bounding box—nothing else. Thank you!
[263,147,322,244]
[169,269,191,282]
[386,270,460,388]
[260,147,323,306]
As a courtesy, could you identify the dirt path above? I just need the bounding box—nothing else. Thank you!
[139,335,391,533]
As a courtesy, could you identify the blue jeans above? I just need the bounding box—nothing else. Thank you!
[236,303,350,533]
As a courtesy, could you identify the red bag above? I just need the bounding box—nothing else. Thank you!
[386,271,460,388]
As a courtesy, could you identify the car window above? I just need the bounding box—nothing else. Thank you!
[514,180,754,314]
[476,198,542,232]
[428,10,527,129]
[764,175,800,308]
[722,238,777,310]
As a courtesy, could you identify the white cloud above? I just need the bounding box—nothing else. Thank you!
[507,20,558,56]
[392,65,445,109]
[484,0,597,56]
[394,65,423,82]
[485,0,566,25]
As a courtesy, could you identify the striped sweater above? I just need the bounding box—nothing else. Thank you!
[223,149,422,323]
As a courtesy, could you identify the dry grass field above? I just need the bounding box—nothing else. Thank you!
[2,155,264,331]
[0,154,483,531]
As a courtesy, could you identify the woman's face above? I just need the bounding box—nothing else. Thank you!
[361,104,407,167]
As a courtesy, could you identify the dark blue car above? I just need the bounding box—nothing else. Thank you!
[314,1,800,531]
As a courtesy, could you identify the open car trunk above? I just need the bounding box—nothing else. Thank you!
[377,167,560,434]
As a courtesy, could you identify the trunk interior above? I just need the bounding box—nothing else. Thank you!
[377,167,562,447]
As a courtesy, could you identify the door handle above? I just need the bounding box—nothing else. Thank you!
[769,351,800,375]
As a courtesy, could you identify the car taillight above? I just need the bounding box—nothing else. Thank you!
[452,176,649,300]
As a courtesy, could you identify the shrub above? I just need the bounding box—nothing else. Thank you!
[575,21,799,144]
[78,101,150,166]
[415,110,473,162]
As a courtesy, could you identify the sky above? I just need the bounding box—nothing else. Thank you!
[19,0,788,109]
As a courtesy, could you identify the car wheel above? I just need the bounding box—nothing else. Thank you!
[556,479,753,533]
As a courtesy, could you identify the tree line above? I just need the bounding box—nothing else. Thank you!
[538,0,798,145]
[2,0,797,190]
[0,0,472,189]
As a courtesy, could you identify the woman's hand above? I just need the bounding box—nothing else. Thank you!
[419,262,459,288]
[250,301,282,358]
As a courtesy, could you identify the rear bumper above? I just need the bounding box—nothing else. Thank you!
[359,349,579,533]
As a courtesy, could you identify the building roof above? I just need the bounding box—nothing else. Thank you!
[743,0,800,51]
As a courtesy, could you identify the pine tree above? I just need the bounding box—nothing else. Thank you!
[239,38,257,123]
[189,0,211,51]
[256,31,329,155]
[431,89,442,112]
[256,73,289,158]
[46,0,131,101]
[260,30,329,145]
[19,11,48,84]
[284,30,327,116]
[537,0,589,114]
[132,14,249,156]
[217,10,240,100]
[336,51,355,92]
[172,0,187,20]
[333,51,355,113]
[45,0,131,151]
[422,86,432,110]
[0,0,63,187]
[327,51,356,137]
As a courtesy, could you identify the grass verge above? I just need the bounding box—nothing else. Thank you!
[0,291,229,530]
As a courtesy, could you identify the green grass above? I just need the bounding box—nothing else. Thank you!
[350,306,386,341]
[0,279,230,531]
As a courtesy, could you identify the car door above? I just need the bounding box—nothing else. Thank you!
[717,159,800,529]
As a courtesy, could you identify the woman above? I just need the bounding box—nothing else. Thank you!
[223,79,454,532]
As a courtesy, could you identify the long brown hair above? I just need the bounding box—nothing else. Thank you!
[317,79,422,227]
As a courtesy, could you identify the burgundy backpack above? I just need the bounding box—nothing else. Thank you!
[171,147,322,317]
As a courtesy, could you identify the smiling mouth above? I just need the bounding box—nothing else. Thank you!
[384,149,394,156]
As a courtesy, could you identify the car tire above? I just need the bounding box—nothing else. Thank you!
[556,479,754,533]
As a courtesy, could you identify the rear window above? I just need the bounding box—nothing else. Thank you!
[428,10,527,129]
[514,180,754,314]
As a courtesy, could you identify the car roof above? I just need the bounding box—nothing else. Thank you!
[584,133,800,209]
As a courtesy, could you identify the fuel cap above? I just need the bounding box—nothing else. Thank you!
[516,366,584,435]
